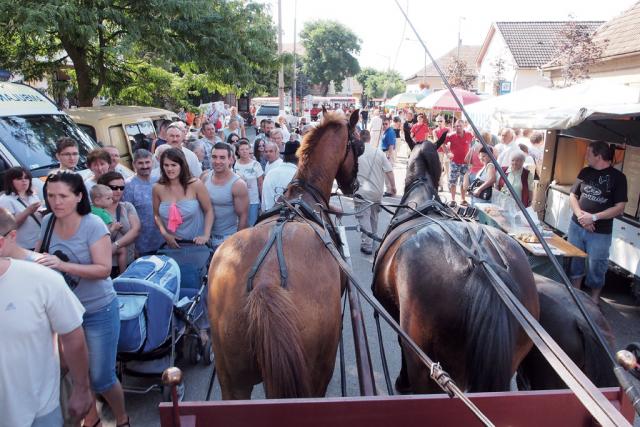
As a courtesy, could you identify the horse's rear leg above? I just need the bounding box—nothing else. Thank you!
[395,338,412,394]
[216,355,255,400]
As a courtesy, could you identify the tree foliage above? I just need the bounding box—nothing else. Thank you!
[357,69,405,99]
[300,20,361,96]
[446,58,475,90]
[553,21,606,87]
[0,0,279,106]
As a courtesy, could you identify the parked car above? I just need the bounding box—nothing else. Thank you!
[0,82,101,195]
[254,104,298,131]
[66,105,178,167]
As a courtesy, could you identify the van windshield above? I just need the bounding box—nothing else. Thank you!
[256,105,279,116]
[0,114,97,176]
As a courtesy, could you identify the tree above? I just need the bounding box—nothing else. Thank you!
[355,67,378,105]
[0,0,279,106]
[446,58,475,90]
[491,57,507,95]
[300,20,361,96]
[553,21,606,87]
[361,70,405,99]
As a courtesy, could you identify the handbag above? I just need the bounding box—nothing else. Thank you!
[468,177,492,201]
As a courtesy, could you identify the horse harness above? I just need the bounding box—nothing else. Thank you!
[246,182,344,293]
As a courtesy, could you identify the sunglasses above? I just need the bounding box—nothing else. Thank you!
[1,228,14,237]
[108,185,125,191]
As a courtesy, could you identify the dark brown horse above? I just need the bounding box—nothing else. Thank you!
[518,274,617,390]
[372,142,540,393]
[208,110,362,399]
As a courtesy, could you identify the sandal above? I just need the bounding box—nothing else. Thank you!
[460,200,469,207]
[116,417,131,427]
[82,420,101,427]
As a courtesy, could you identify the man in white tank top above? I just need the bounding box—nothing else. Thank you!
[203,143,249,250]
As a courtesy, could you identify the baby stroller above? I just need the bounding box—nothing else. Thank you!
[114,243,213,400]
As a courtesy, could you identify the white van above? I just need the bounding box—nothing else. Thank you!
[0,82,101,195]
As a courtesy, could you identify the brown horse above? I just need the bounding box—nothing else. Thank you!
[518,274,617,390]
[208,110,363,399]
[372,142,540,393]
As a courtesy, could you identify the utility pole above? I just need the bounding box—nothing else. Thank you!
[292,0,298,115]
[457,16,466,60]
[278,0,285,111]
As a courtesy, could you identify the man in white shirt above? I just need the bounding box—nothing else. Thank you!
[355,130,395,255]
[262,141,299,211]
[0,209,92,427]
[104,145,130,175]
[496,128,518,167]
[263,141,283,175]
[166,124,203,177]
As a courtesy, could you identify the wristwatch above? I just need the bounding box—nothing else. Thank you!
[591,214,598,223]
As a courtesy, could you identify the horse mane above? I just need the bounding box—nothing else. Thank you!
[297,112,347,172]
[404,142,441,191]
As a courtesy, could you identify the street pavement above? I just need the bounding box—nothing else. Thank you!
[99,138,640,426]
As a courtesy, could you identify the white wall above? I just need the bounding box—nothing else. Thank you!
[514,69,551,91]
[477,30,518,94]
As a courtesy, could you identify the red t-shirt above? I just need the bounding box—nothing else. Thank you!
[445,131,473,164]
[410,123,429,142]
[435,127,450,152]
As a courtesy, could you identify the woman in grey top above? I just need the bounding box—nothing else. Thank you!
[36,172,130,427]
[153,148,213,248]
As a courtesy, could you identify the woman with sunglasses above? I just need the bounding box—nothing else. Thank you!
[36,172,130,427]
[253,137,267,170]
[97,172,140,276]
[0,167,42,250]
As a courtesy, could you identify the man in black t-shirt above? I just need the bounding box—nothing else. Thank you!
[403,111,416,151]
[568,140,627,303]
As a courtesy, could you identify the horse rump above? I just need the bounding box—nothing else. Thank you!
[246,284,312,398]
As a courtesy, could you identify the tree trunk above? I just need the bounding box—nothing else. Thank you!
[321,83,329,96]
[59,36,97,107]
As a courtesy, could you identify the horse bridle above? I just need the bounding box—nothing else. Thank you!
[339,126,365,195]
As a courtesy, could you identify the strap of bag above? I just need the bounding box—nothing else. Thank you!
[15,197,41,227]
[116,203,123,222]
[38,216,56,253]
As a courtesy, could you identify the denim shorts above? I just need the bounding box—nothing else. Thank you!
[449,162,469,186]
[248,203,260,226]
[568,220,612,289]
[83,297,120,393]
[32,406,62,427]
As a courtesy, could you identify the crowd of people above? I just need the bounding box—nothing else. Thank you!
[0,105,318,427]
[1,101,627,426]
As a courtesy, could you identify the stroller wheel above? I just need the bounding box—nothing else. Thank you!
[184,336,201,365]
[202,341,214,366]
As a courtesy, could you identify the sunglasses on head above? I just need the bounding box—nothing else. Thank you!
[108,185,125,191]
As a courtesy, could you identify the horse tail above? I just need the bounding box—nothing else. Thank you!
[246,284,311,398]
[464,266,518,391]
[578,313,618,387]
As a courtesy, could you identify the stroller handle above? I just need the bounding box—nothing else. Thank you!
[161,239,214,249]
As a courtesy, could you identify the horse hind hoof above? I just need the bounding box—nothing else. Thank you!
[394,377,412,394]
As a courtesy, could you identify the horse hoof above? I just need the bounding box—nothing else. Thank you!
[394,377,412,394]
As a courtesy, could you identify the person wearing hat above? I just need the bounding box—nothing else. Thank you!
[261,140,300,211]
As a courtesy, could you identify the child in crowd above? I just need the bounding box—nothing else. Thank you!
[90,184,126,273]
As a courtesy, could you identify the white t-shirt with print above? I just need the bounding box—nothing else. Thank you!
[234,160,264,205]
[0,259,85,427]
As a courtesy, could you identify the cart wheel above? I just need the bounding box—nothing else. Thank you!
[184,336,201,365]
[162,383,185,402]
[201,341,214,366]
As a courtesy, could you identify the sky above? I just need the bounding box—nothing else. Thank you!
[263,0,637,79]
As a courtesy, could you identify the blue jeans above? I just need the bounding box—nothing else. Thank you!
[568,220,612,289]
[31,406,62,427]
[248,203,260,226]
[83,297,120,393]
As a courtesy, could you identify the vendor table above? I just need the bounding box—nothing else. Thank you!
[474,203,586,281]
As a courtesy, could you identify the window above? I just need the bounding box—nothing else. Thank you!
[0,114,97,176]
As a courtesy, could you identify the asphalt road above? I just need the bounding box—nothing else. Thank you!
[98,140,640,426]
